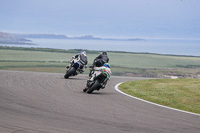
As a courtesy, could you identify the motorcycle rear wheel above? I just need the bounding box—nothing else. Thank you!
[64,67,76,79]
[87,80,100,94]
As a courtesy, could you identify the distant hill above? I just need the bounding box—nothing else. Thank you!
[13,33,68,39]
[12,33,146,41]
[71,35,146,41]
[0,32,32,45]
[72,35,102,40]
[0,32,30,42]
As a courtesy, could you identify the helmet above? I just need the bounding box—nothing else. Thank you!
[102,51,107,55]
[103,63,110,68]
[81,51,86,56]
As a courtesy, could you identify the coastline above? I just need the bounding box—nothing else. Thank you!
[1,38,200,57]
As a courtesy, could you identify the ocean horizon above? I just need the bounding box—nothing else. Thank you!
[1,38,200,56]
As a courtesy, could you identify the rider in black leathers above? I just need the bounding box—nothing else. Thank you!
[92,52,109,67]
[89,52,109,76]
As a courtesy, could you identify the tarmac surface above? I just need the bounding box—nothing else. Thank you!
[0,70,199,133]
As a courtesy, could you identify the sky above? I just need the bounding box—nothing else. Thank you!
[0,0,200,38]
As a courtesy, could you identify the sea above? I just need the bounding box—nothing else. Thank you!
[1,38,200,56]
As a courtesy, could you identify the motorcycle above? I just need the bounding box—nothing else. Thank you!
[83,67,110,94]
[64,57,86,79]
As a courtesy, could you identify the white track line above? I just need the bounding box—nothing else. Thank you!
[115,82,200,116]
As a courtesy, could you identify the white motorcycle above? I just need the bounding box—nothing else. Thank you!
[64,57,86,79]
[83,68,109,94]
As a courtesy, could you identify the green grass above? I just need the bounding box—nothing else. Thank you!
[119,79,200,114]
[1,46,200,69]
[1,46,200,78]
[109,52,200,68]
[0,48,101,66]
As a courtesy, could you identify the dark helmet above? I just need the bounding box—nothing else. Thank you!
[102,51,107,55]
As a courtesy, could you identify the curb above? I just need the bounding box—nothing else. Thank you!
[115,82,200,116]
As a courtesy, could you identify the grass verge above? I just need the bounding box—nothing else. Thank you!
[1,46,200,78]
[119,79,200,114]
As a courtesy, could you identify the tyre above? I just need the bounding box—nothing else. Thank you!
[64,67,76,79]
[87,80,100,94]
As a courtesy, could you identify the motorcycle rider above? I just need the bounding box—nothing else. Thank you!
[89,51,109,76]
[83,63,111,92]
[92,51,109,67]
[67,51,88,73]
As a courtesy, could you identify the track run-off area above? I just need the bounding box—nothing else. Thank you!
[0,70,199,133]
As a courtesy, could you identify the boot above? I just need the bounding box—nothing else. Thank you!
[101,81,107,89]
[83,86,88,92]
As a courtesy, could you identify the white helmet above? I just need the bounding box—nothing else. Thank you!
[81,51,86,56]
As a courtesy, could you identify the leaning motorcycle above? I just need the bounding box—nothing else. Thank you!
[83,68,110,94]
[64,57,85,79]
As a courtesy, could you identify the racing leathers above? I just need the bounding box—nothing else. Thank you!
[68,53,88,73]
[93,52,109,67]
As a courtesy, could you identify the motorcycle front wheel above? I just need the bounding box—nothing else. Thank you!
[87,80,100,94]
[64,67,76,79]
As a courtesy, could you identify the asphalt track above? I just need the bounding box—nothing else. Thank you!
[0,70,199,133]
